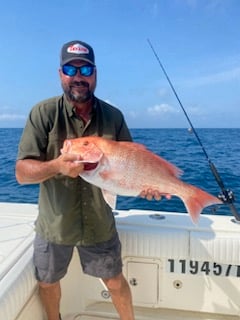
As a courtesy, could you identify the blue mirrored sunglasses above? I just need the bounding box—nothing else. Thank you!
[62,64,95,77]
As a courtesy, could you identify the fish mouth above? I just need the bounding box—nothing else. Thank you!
[83,162,99,171]
[74,152,103,171]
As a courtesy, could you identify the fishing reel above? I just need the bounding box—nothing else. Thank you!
[217,189,240,223]
[218,189,235,204]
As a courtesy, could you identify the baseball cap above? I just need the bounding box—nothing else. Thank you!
[60,40,95,66]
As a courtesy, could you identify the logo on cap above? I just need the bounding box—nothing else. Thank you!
[67,43,89,55]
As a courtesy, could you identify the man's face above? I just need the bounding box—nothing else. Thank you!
[59,60,97,104]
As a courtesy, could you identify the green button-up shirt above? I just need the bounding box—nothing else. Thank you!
[17,95,132,245]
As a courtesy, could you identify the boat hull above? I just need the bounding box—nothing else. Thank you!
[1,203,240,319]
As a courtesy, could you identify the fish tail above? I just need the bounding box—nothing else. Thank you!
[182,186,222,224]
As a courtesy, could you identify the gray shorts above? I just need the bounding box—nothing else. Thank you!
[33,233,122,283]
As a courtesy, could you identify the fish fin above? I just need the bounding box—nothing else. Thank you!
[182,187,222,224]
[157,156,183,178]
[101,189,117,209]
[119,141,148,151]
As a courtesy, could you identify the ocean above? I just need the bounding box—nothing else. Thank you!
[0,128,239,218]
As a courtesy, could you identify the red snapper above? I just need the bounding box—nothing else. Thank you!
[61,136,222,223]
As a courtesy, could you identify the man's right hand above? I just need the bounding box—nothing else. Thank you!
[56,153,84,178]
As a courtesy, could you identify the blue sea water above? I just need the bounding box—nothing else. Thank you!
[0,128,239,218]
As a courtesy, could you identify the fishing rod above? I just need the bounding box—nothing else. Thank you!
[147,38,240,222]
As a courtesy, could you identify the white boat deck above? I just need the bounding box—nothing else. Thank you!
[0,202,240,320]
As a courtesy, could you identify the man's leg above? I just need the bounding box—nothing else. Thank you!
[102,272,135,320]
[78,233,135,319]
[39,281,61,320]
[33,234,73,320]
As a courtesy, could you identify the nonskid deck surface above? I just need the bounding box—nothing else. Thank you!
[62,302,240,320]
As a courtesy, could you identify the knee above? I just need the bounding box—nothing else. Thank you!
[102,273,128,292]
[38,281,61,301]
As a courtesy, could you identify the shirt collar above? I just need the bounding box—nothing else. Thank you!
[63,94,97,118]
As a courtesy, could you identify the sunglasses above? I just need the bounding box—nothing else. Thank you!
[62,64,95,77]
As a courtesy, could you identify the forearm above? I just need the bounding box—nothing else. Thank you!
[15,159,60,184]
[16,153,84,184]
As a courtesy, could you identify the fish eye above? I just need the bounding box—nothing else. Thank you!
[83,141,89,146]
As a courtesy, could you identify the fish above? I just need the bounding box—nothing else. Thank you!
[61,136,222,223]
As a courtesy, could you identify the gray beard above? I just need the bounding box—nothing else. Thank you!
[67,90,92,103]
[62,81,93,103]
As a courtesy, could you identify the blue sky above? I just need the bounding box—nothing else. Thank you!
[0,0,239,128]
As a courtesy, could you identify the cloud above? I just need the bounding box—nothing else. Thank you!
[184,0,198,8]
[128,110,138,119]
[151,1,160,17]
[183,67,240,87]
[147,103,179,115]
[157,87,169,98]
[0,105,26,122]
[186,106,206,117]
[183,0,228,11]
[0,113,26,121]
[204,0,228,12]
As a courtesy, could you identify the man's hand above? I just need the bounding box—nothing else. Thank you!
[140,188,172,201]
[56,153,84,178]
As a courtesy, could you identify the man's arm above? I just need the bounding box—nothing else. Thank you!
[15,153,84,184]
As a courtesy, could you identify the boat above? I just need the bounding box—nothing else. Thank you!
[1,201,240,320]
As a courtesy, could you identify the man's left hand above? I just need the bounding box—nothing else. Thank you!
[140,188,172,201]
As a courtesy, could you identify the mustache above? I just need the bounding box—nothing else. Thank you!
[70,81,89,88]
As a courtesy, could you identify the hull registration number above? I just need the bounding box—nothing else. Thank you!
[167,259,240,277]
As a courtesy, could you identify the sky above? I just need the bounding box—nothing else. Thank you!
[0,0,239,128]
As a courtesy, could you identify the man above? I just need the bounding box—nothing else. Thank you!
[16,40,159,320]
